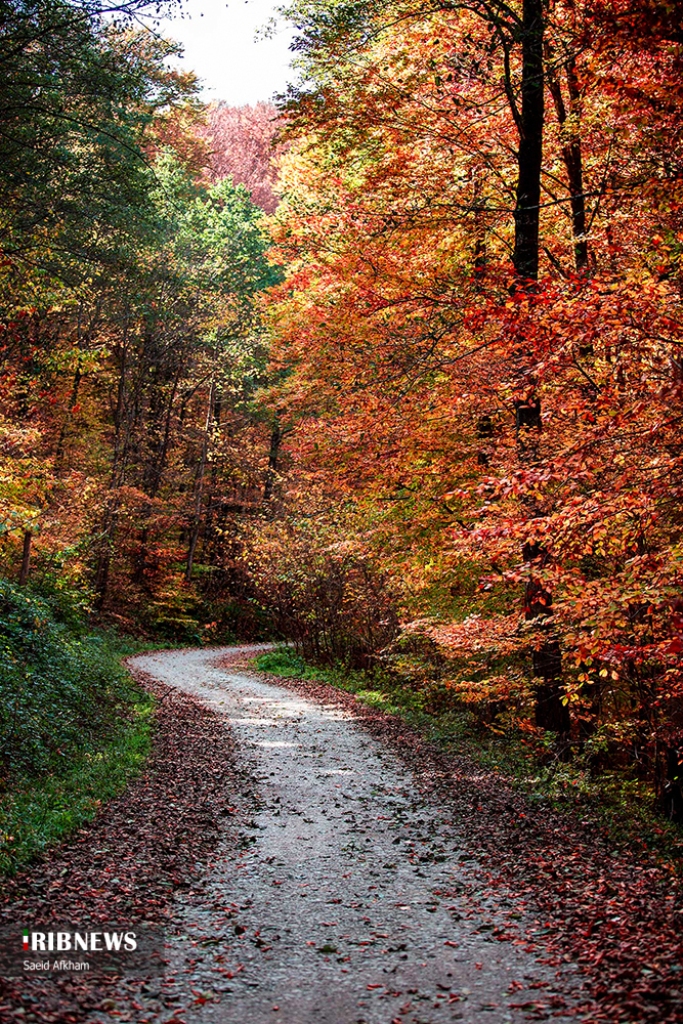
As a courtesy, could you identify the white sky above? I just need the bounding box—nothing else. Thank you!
[156,0,296,106]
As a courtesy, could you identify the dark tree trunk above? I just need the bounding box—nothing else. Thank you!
[547,55,588,273]
[185,384,215,583]
[662,739,683,823]
[510,2,568,735]
[472,169,487,286]
[54,360,82,468]
[512,0,545,281]
[264,419,282,500]
[523,544,570,737]
[93,509,118,612]
[533,643,570,733]
[19,530,32,585]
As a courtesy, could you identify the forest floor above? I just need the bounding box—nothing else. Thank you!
[0,646,681,1024]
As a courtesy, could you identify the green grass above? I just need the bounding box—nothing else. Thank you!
[0,687,153,876]
[255,647,424,716]
[256,646,683,871]
[0,578,160,876]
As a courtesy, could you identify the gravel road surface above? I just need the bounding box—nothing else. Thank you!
[128,646,582,1024]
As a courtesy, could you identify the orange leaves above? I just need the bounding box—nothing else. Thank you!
[255,0,683,785]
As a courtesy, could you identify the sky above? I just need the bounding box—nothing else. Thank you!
[156,0,296,106]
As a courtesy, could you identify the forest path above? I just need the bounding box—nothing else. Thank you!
[126,646,581,1024]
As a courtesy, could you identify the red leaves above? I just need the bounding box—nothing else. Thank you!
[202,102,282,213]
[264,668,683,1024]
[0,677,240,1024]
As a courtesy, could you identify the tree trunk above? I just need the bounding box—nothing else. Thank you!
[93,506,118,611]
[546,54,588,273]
[19,530,32,585]
[663,740,683,823]
[510,2,568,736]
[264,419,282,500]
[512,0,545,281]
[185,383,215,583]
[521,538,570,736]
[54,360,82,468]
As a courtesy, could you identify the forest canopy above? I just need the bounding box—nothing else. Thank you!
[0,0,281,641]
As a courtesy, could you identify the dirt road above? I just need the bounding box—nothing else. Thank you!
[124,646,580,1024]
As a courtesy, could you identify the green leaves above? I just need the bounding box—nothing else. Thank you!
[0,578,140,778]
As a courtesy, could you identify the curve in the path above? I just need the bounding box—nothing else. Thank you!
[128,646,582,1024]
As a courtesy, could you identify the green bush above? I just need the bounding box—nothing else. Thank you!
[0,697,152,874]
[0,578,154,873]
[256,647,309,678]
[0,579,141,781]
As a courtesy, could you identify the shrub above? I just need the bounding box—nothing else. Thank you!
[0,579,140,784]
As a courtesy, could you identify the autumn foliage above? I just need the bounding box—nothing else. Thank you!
[203,101,282,213]
[260,0,683,815]
[0,2,281,641]
[2,0,683,822]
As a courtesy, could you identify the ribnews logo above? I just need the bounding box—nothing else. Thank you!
[22,929,138,953]
[1,925,165,978]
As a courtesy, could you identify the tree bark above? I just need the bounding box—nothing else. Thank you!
[546,53,588,273]
[263,419,282,500]
[185,383,215,582]
[19,530,32,585]
[510,2,568,736]
[663,740,683,823]
[512,0,545,281]
[54,359,82,468]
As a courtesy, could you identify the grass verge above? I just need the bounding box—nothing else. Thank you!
[0,576,157,878]
[0,686,153,875]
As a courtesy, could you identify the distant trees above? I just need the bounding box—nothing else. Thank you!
[203,101,282,213]
[0,0,281,639]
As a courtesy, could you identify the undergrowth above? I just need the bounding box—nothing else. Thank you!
[256,646,683,871]
[0,696,152,875]
[0,580,154,875]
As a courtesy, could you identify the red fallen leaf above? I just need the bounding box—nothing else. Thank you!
[444,940,458,947]
[0,680,241,1024]
[367,984,383,989]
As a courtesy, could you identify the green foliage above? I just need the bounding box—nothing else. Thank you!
[0,696,152,875]
[0,579,144,779]
[255,645,422,717]
[254,647,308,677]
[0,0,190,289]
[0,577,155,873]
